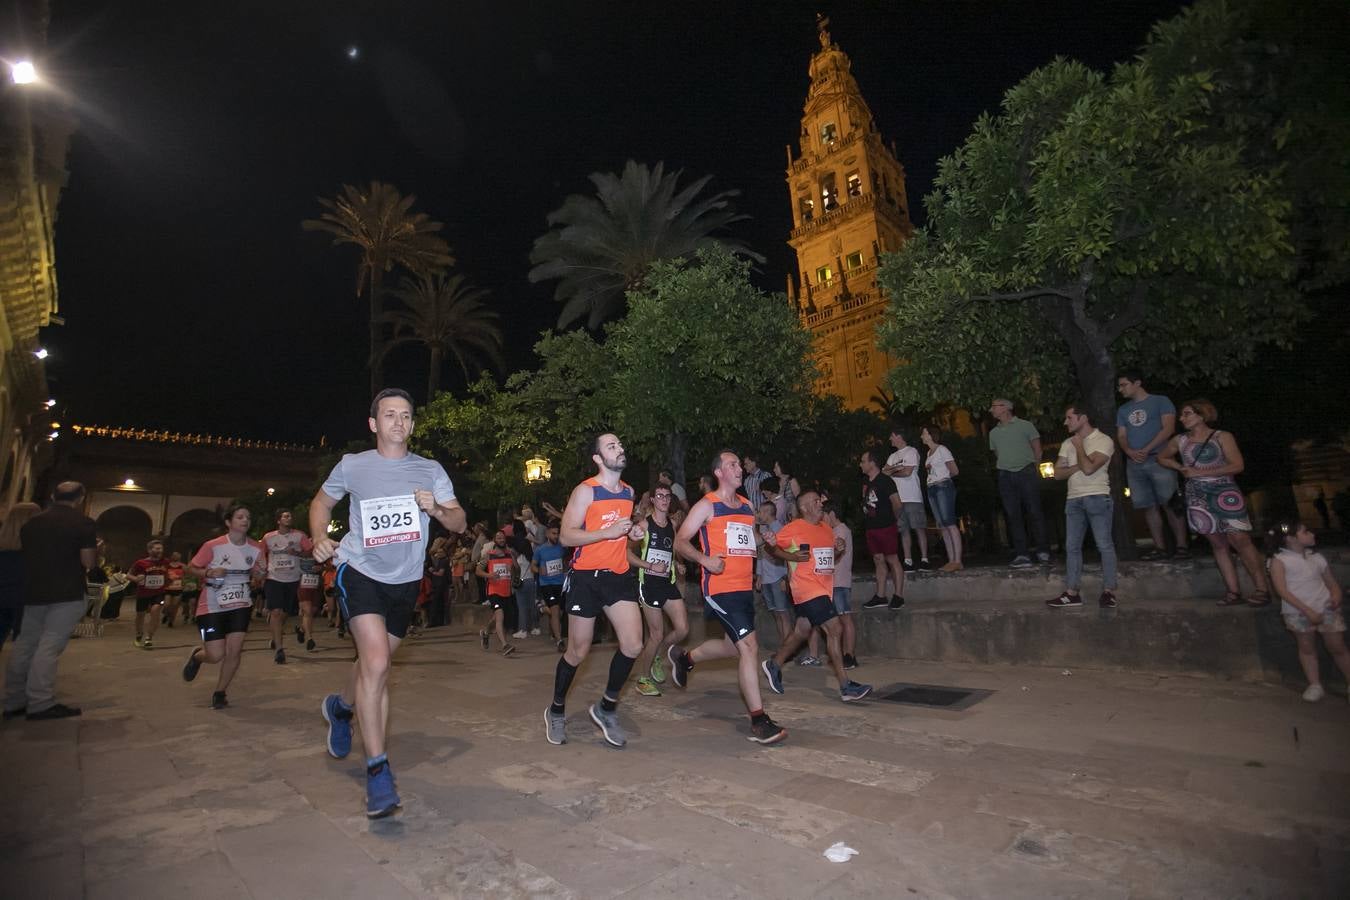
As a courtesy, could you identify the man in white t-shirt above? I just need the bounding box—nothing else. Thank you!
[883,427,930,571]
[1048,405,1118,610]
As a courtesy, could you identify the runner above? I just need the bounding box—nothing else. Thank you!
[179,563,200,626]
[544,432,646,749]
[162,552,186,628]
[263,510,314,664]
[475,530,517,655]
[629,485,689,697]
[297,555,323,651]
[181,506,267,709]
[759,490,873,702]
[531,522,567,651]
[311,388,466,819]
[670,450,787,744]
[128,539,170,649]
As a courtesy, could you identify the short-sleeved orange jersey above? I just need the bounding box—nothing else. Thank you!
[571,478,634,573]
[775,518,836,603]
[698,491,756,595]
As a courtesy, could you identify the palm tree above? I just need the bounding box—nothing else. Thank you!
[528,160,764,330]
[379,272,504,400]
[303,181,453,395]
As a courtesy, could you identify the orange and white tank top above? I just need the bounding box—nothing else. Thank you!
[698,491,755,595]
[571,478,634,573]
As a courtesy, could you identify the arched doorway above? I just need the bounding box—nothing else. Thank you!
[169,508,222,561]
[96,506,154,570]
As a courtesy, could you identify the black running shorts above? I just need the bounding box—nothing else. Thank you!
[564,569,635,619]
[334,563,420,638]
[793,594,837,629]
[704,590,756,643]
[264,579,300,615]
[197,607,251,642]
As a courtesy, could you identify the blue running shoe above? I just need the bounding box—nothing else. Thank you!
[365,761,401,819]
[321,693,353,759]
[761,659,784,694]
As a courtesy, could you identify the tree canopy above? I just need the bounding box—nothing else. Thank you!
[875,0,1344,430]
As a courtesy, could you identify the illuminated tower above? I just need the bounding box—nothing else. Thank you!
[785,15,913,409]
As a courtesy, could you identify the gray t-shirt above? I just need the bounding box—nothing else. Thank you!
[321,449,456,585]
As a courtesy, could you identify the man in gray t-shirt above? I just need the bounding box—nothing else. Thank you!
[310,389,466,820]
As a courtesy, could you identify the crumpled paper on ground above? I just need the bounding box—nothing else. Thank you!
[823,841,859,863]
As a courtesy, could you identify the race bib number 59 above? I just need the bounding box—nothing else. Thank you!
[724,521,756,557]
[360,495,422,548]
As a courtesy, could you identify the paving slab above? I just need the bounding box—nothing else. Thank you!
[0,616,1347,898]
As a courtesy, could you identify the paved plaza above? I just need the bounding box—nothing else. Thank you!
[2,615,1347,899]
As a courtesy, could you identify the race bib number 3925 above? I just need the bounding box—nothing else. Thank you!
[360,495,422,548]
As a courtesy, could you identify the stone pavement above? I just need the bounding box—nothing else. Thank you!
[1,617,1347,899]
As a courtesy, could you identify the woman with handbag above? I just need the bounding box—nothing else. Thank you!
[1158,399,1270,607]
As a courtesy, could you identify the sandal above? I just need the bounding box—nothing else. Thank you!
[1245,591,1272,608]
[1216,591,1245,607]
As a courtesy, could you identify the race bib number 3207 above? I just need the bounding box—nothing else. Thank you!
[360,495,422,548]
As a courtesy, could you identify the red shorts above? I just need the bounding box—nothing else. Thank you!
[865,526,898,557]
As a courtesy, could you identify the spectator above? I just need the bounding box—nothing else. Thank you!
[772,460,802,520]
[520,505,547,551]
[1115,370,1189,559]
[742,454,769,512]
[859,448,905,610]
[754,500,793,645]
[470,521,490,605]
[1047,405,1118,609]
[1158,399,1270,606]
[988,398,1050,567]
[920,425,963,572]
[1263,518,1348,703]
[0,503,40,649]
[2,481,98,720]
[760,476,788,526]
[823,498,859,668]
[426,537,449,628]
[883,426,930,571]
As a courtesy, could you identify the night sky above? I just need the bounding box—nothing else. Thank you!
[40,0,1187,445]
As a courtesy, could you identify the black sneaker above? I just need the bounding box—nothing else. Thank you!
[211,691,228,710]
[274,648,286,664]
[862,595,888,610]
[295,625,304,642]
[918,559,933,571]
[1009,555,1034,569]
[1098,591,1118,609]
[2,706,26,720]
[269,639,276,650]
[1139,549,1166,562]
[1046,592,1083,609]
[27,703,81,720]
[668,645,692,689]
[902,559,916,572]
[888,595,905,610]
[842,653,857,670]
[306,638,317,651]
[182,649,202,682]
[748,716,787,745]
[555,639,566,653]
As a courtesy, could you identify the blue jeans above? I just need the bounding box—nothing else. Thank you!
[927,480,957,527]
[515,581,537,631]
[1065,495,1117,591]
[997,467,1048,556]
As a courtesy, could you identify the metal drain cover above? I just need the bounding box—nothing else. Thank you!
[878,683,993,711]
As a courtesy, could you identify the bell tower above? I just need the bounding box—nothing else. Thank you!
[785,15,913,409]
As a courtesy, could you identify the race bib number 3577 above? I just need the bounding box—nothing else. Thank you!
[360,495,422,548]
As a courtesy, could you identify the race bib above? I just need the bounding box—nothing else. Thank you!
[300,573,320,589]
[216,584,249,608]
[360,495,422,548]
[144,574,165,589]
[645,548,673,571]
[812,546,835,574]
[544,558,564,577]
[724,521,756,557]
[490,561,511,582]
[273,554,295,570]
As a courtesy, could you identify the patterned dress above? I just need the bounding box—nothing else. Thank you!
[1179,431,1251,534]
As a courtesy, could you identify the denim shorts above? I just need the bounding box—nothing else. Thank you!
[760,578,790,613]
[1125,459,1178,509]
[832,586,852,615]
[927,479,957,527]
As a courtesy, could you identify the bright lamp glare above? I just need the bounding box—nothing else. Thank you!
[11,61,37,84]
[34,348,48,359]
[44,398,56,408]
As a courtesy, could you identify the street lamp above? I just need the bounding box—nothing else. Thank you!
[33,347,48,360]
[524,456,552,485]
[10,61,37,85]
